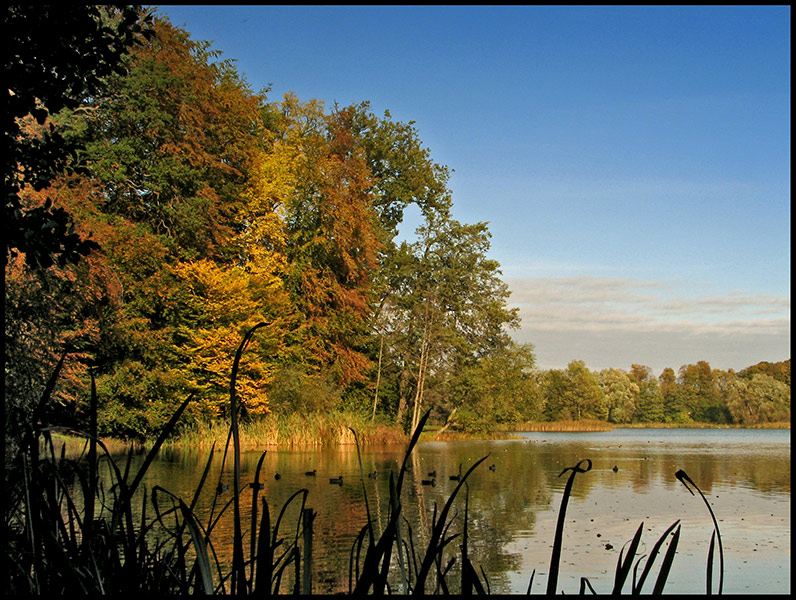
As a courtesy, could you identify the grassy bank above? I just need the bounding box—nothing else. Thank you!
[621,421,790,429]
[499,419,615,432]
[47,411,408,458]
[498,419,791,432]
[173,411,407,450]
[421,429,523,442]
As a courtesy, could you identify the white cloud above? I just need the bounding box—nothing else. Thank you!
[506,276,790,374]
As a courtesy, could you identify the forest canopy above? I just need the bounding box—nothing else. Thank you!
[5,7,790,439]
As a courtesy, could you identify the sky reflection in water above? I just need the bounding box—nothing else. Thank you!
[134,428,789,594]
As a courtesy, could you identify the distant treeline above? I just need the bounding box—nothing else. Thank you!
[5,7,790,442]
[459,359,790,434]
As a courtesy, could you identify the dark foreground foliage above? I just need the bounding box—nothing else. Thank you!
[4,325,724,595]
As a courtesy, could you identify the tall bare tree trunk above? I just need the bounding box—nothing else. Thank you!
[433,406,457,439]
[371,333,384,422]
[411,318,429,434]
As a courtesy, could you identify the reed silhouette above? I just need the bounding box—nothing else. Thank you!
[4,324,724,595]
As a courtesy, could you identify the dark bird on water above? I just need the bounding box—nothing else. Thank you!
[488,464,496,471]
[367,471,378,479]
[249,482,265,489]
[428,470,436,478]
[305,469,317,476]
[612,465,618,473]
[329,476,343,485]
[450,463,463,481]
[421,478,436,487]
[274,473,281,480]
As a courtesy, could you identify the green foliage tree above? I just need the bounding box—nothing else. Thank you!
[4,5,151,268]
[453,342,540,432]
[599,368,638,424]
[629,364,665,423]
[542,369,569,421]
[724,373,790,425]
[562,360,606,421]
[678,361,732,423]
[384,211,519,431]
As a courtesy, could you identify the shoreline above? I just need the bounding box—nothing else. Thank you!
[44,418,789,457]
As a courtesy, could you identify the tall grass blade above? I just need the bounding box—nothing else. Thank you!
[351,410,432,595]
[526,569,536,594]
[652,524,681,595]
[397,409,432,494]
[676,469,723,594]
[349,427,375,549]
[189,442,216,513]
[580,577,598,594]
[254,496,273,594]
[547,458,592,595]
[249,450,268,589]
[123,393,195,507]
[302,508,315,594]
[390,470,409,594]
[612,521,644,593]
[86,370,98,535]
[229,322,267,594]
[414,454,490,594]
[176,498,214,594]
[632,519,681,594]
[29,349,69,429]
[706,530,716,595]
[461,483,471,595]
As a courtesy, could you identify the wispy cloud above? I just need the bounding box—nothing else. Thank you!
[506,276,790,373]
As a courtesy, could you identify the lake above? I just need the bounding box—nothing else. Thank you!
[126,428,790,594]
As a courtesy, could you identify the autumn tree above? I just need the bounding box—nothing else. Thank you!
[82,15,262,260]
[166,259,292,418]
[659,367,687,423]
[257,95,384,393]
[739,360,791,387]
[57,15,270,436]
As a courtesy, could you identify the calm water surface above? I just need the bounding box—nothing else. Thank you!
[130,428,790,594]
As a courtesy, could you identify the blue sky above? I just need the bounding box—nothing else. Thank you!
[157,5,790,374]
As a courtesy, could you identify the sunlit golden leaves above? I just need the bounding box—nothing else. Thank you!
[169,259,290,416]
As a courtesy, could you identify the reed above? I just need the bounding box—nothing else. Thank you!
[5,324,727,595]
[171,411,407,450]
[504,419,615,432]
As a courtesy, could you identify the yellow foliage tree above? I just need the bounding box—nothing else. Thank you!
[170,259,290,417]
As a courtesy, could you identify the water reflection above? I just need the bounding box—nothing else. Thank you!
[113,429,789,594]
